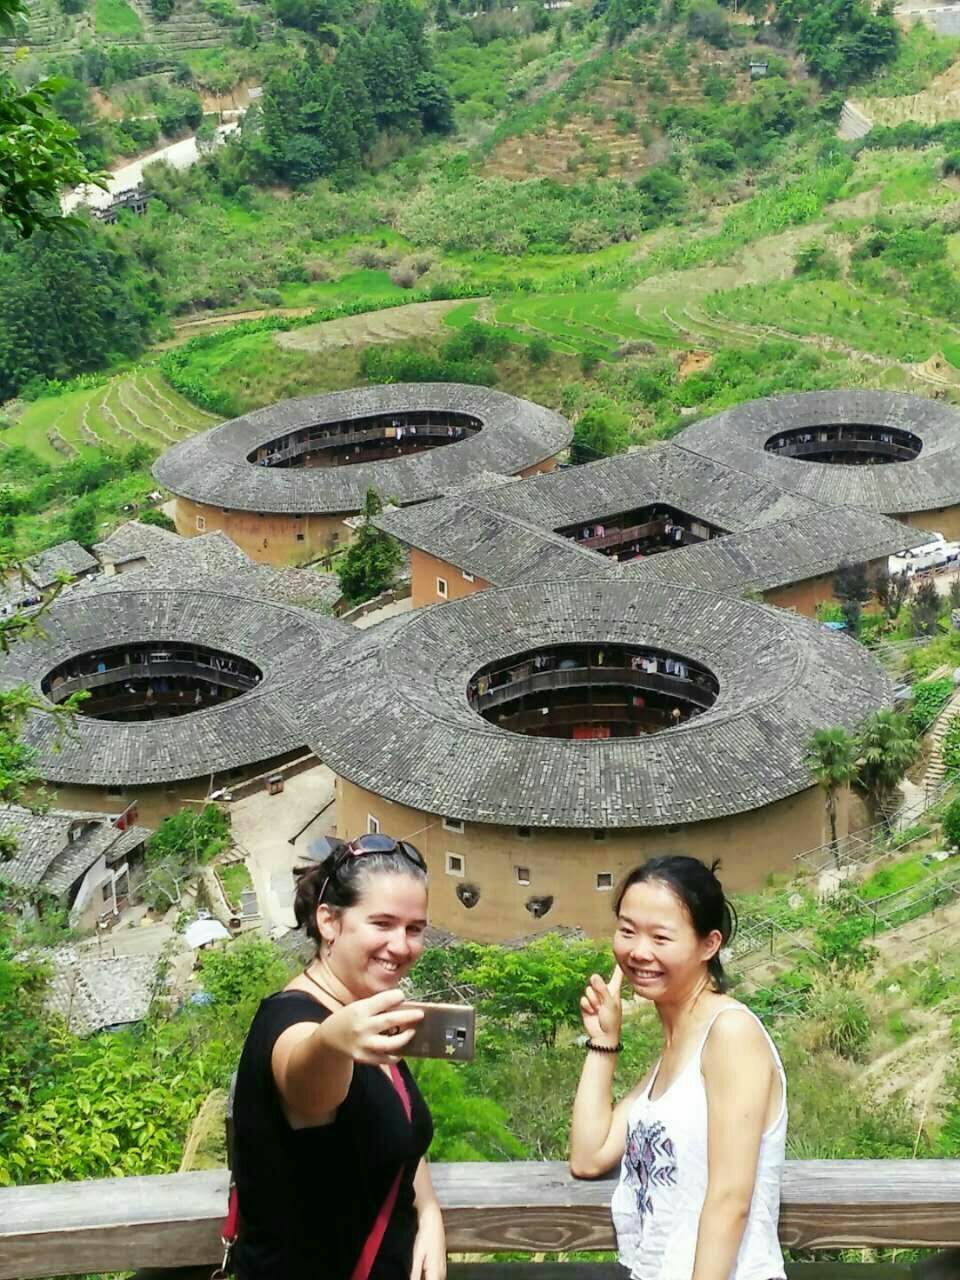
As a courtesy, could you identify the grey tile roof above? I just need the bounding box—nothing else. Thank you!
[467,443,820,533]
[295,578,891,829]
[0,541,99,610]
[42,945,158,1035]
[0,586,353,786]
[27,541,100,586]
[91,524,341,612]
[675,391,960,513]
[375,497,620,587]
[152,385,573,515]
[622,507,925,595]
[0,804,148,893]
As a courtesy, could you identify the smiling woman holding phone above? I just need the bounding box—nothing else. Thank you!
[230,833,445,1280]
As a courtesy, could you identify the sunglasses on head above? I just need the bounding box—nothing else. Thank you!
[318,833,427,904]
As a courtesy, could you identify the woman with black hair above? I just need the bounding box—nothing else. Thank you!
[231,834,445,1280]
[570,855,786,1280]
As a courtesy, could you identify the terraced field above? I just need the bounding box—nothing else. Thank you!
[480,289,678,358]
[4,371,220,465]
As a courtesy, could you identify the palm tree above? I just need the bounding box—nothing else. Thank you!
[855,709,918,827]
[806,727,858,862]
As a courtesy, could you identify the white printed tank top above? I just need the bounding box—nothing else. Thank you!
[611,1003,787,1280]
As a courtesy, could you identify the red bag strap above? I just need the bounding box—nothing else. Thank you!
[216,1066,413,1280]
[213,1182,241,1278]
[350,1064,413,1280]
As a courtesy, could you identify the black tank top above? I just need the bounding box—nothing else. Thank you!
[232,990,433,1280]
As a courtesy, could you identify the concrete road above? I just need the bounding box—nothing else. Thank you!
[62,122,239,214]
[229,764,337,932]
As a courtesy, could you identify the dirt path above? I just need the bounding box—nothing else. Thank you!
[862,1019,954,1123]
[274,299,468,353]
[873,895,960,965]
[173,307,313,330]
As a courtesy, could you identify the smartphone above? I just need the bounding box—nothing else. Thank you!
[402,1002,475,1062]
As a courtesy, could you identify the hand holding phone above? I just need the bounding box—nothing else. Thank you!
[401,1002,475,1061]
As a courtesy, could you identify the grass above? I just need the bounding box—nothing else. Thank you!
[862,22,960,98]
[94,0,141,36]
[218,862,252,908]
[704,278,943,363]
[858,849,940,900]
[486,288,678,359]
[5,372,217,466]
[277,268,409,310]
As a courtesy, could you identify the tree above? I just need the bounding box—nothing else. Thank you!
[200,936,290,1005]
[911,577,941,637]
[834,561,871,607]
[0,0,106,236]
[570,401,632,464]
[141,805,231,911]
[408,1059,525,1160]
[67,494,98,547]
[806,727,858,860]
[337,487,405,606]
[140,508,176,532]
[880,566,910,622]
[942,794,960,849]
[462,933,612,1046]
[0,222,158,401]
[855,709,917,825]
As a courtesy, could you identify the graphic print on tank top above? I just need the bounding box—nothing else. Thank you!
[623,1117,678,1225]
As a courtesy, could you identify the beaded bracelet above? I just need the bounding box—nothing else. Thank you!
[586,1039,623,1054]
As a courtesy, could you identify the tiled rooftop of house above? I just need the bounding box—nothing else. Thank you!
[295,577,891,829]
[152,384,572,515]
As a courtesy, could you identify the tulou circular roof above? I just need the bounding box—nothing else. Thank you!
[152,384,572,516]
[677,391,960,514]
[296,578,891,830]
[0,586,352,786]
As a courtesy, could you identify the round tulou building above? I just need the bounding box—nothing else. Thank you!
[153,384,572,566]
[297,578,891,942]
[678,390,960,539]
[0,584,352,826]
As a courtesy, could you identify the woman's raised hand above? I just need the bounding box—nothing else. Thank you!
[580,965,624,1047]
[324,988,424,1064]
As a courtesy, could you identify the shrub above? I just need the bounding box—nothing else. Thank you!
[794,240,841,279]
[694,138,737,172]
[941,794,960,848]
[942,717,960,776]
[909,677,954,733]
[815,912,877,972]
[687,0,730,48]
[527,336,551,366]
[389,265,418,288]
[805,984,872,1060]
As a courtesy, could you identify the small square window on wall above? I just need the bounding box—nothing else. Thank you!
[446,853,465,877]
[516,866,530,885]
[437,578,448,599]
[442,817,464,833]
[462,571,475,583]
[196,515,206,532]
[367,814,380,834]
[516,826,531,839]
[596,872,613,891]
[296,533,305,542]
[592,829,607,842]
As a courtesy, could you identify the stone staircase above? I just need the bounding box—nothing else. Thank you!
[919,685,960,791]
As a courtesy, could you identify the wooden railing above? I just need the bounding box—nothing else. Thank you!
[2,1160,959,1280]
[477,666,717,713]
